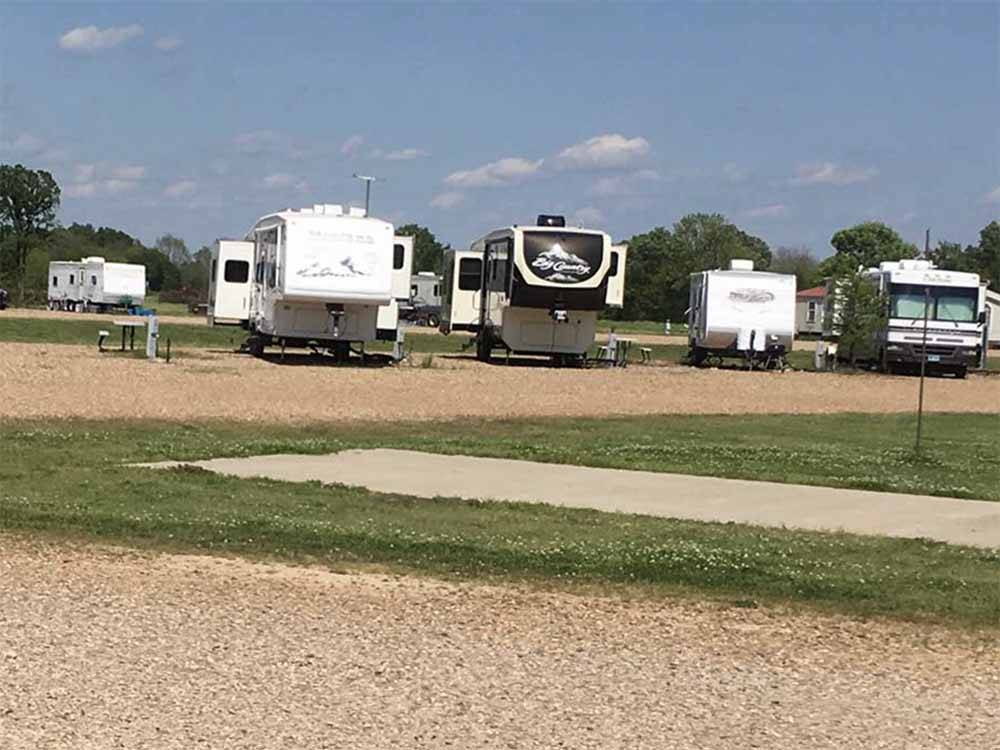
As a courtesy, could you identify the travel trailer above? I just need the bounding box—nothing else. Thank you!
[207,229,411,344]
[208,240,254,326]
[824,259,986,377]
[439,215,626,363]
[48,257,146,312]
[242,204,403,358]
[687,260,796,369]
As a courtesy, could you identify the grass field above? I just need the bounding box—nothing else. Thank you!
[2,414,999,625]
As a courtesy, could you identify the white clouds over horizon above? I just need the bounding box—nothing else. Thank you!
[59,24,144,53]
[554,134,650,171]
[744,203,789,219]
[791,162,878,186]
[380,147,429,161]
[590,168,661,197]
[445,157,544,188]
[164,180,197,198]
[63,162,145,198]
[430,191,465,209]
[570,206,606,227]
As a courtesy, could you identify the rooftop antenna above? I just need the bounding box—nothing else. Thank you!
[924,228,931,259]
[352,173,379,216]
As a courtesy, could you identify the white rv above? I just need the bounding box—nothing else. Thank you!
[687,260,796,368]
[243,204,402,358]
[440,215,626,363]
[375,235,414,340]
[48,257,146,312]
[208,240,254,326]
[825,259,986,377]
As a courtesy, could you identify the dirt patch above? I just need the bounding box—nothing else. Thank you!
[1,342,997,422]
[1,534,997,749]
[0,306,202,327]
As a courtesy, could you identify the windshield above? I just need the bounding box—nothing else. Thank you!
[889,283,978,323]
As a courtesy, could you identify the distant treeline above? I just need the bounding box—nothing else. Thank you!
[2,162,998,315]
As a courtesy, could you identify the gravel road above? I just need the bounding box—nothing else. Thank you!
[1,342,996,422]
[2,535,998,750]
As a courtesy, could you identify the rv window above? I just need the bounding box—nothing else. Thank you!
[458,258,482,291]
[807,301,817,323]
[224,260,249,284]
[52,276,58,287]
[211,260,217,283]
[91,276,97,286]
[69,274,74,284]
[393,244,405,270]
[609,251,619,277]
[433,284,439,297]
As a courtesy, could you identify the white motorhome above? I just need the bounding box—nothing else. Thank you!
[208,240,254,326]
[687,260,796,368]
[439,215,626,363]
[48,257,146,312]
[825,259,986,377]
[244,204,401,358]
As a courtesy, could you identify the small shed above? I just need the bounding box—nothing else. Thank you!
[795,285,826,334]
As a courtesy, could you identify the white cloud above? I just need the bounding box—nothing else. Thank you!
[981,186,1000,204]
[0,132,45,154]
[74,163,96,182]
[154,36,183,52]
[104,178,138,194]
[790,162,878,186]
[554,133,650,170]
[430,191,465,209]
[743,203,788,219]
[234,130,282,154]
[445,157,544,188]
[59,24,143,53]
[263,173,295,188]
[164,180,197,198]
[381,147,429,161]
[590,168,661,197]
[64,183,98,198]
[340,134,365,156]
[722,163,749,184]
[110,164,145,180]
[570,207,606,227]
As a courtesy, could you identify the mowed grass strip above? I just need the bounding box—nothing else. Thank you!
[1,416,999,625]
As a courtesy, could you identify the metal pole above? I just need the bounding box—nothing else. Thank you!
[353,174,378,216]
[924,228,930,259]
[915,286,930,453]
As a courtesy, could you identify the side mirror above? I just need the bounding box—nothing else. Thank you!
[979,311,987,325]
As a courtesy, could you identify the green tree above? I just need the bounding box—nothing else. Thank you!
[928,240,972,273]
[818,221,916,278]
[769,245,820,290]
[828,272,887,367]
[972,221,1000,288]
[616,214,771,321]
[396,224,448,273]
[0,163,61,301]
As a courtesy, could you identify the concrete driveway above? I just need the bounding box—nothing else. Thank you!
[145,449,1000,549]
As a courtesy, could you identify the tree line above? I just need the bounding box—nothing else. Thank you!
[2,162,998,316]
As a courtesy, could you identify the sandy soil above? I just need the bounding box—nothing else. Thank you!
[1,342,997,422]
[1,535,997,750]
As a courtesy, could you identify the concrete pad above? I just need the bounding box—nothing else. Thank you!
[145,449,1000,549]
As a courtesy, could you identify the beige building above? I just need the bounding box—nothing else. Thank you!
[795,285,826,334]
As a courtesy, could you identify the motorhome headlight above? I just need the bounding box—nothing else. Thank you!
[886,344,902,352]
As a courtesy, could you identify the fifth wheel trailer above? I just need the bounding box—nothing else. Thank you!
[48,257,146,312]
[240,204,410,358]
[207,229,412,343]
[439,215,626,363]
[687,260,796,368]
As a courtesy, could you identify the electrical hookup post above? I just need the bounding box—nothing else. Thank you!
[146,315,159,362]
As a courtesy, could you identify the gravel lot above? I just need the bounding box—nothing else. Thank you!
[1,342,997,422]
[2,535,997,750]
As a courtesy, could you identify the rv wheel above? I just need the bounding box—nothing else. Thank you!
[427,313,440,328]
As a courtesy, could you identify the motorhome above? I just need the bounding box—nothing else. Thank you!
[687,260,796,368]
[826,259,985,377]
[243,204,402,357]
[439,215,626,363]
[208,240,254,326]
[48,257,146,312]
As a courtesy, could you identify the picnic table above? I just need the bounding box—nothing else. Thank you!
[110,318,146,351]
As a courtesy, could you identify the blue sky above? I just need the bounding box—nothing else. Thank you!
[1,2,997,256]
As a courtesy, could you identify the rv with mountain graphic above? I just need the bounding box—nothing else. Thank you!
[440,214,628,364]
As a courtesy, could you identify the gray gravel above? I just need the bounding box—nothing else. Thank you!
[2,535,998,749]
